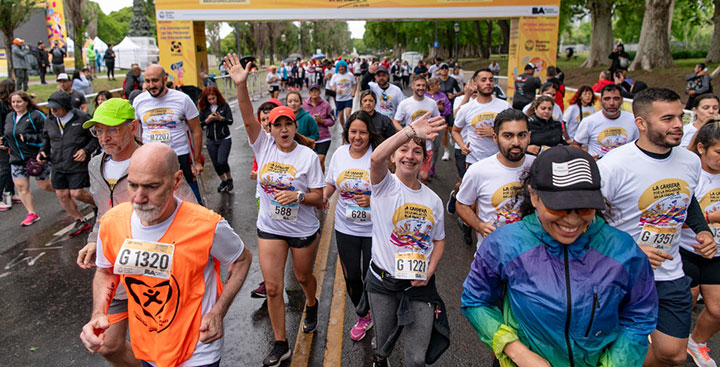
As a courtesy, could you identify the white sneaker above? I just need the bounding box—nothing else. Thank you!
[441,150,451,161]
[0,201,10,211]
[688,337,718,367]
[2,192,10,207]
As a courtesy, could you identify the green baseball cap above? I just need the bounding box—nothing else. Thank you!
[83,98,136,129]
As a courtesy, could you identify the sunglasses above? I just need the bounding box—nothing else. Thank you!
[545,208,595,217]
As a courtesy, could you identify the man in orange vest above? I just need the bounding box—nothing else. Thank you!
[80,142,252,367]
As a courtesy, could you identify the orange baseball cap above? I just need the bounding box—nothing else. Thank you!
[268,106,296,124]
[13,38,24,45]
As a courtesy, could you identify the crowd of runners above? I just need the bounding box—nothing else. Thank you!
[0,49,696,367]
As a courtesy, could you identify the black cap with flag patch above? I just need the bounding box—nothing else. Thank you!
[529,146,605,211]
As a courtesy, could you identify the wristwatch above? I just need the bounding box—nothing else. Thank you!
[296,191,305,203]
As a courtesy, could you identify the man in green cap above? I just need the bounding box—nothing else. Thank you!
[76,98,196,367]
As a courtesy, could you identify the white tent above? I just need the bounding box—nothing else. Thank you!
[114,36,159,70]
[91,37,108,55]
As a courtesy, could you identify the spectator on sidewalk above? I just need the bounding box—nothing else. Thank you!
[50,41,66,75]
[686,63,713,110]
[609,42,631,74]
[72,70,92,96]
[33,42,48,85]
[104,44,115,80]
[11,39,29,92]
[592,70,614,93]
[123,65,142,99]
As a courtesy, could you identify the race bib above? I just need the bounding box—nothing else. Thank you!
[149,129,171,143]
[638,223,678,251]
[345,205,370,223]
[113,239,174,279]
[270,199,298,222]
[394,252,428,280]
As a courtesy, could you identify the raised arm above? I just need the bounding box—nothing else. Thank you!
[223,54,261,143]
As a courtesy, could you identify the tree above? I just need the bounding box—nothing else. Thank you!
[66,0,95,70]
[580,0,613,67]
[707,0,720,62]
[629,0,675,71]
[0,0,39,79]
[206,22,221,56]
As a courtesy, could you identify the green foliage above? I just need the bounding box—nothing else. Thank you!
[0,0,40,77]
[353,38,368,55]
[97,11,127,45]
[626,49,708,59]
[612,1,645,44]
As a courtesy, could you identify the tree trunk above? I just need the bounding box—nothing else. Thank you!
[498,20,510,54]
[629,0,675,71]
[234,23,241,55]
[4,33,14,80]
[581,0,613,68]
[707,0,720,63]
[485,20,493,58]
[475,21,487,59]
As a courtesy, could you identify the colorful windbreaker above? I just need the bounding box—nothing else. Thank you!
[461,213,657,367]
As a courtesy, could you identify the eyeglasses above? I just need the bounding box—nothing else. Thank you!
[89,124,125,137]
[545,208,595,217]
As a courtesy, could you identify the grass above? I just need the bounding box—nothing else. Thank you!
[27,78,124,103]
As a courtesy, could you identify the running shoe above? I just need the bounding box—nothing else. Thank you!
[372,357,390,367]
[302,298,319,333]
[688,337,718,367]
[0,201,10,211]
[446,190,456,215]
[21,213,39,226]
[68,219,90,236]
[441,150,451,161]
[12,195,22,203]
[217,181,227,193]
[224,179,234,193]
[263,340,291,367]
[350,314,373,341]
[251,281,267,298]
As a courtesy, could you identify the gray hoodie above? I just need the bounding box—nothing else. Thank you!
[11,44,29,70]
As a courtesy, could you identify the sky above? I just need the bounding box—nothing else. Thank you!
[94,0,366,38]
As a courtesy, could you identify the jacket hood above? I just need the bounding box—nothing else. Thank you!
[295,108,309,119]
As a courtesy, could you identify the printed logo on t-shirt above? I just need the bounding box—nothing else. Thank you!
[336,78,351,94]
[336,169,371,201]
[638,179,691,225]
[142,108,181,130]
[259,161,297,194]
[125,275,180,333]
[471,112,497,128]
[700,188,720,242]
[490,182,523,226]
[597,127,630,154]
[390,203,435,252]
[378,95,394,114]
[411,109,429,121]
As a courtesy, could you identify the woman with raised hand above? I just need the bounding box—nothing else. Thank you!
[363,111,449,367]
[224,53,324,367]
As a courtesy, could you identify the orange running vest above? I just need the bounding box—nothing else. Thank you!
[100,201,223,367]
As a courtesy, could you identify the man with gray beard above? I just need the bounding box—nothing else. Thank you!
[81,142,251,367]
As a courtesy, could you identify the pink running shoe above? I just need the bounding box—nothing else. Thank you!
[350,314,373,341]
[21,213,39,226]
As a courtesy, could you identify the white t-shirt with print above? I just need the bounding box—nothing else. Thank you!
[325,145,373,236]
[456,154,534,248]
[95,199,245,367]
[329,72,356,102]
[266,72,280,87]
[251,130,325,237]
[599,143,701,281]
[573,110,638,158]
[394,96,441,150]
[104,157,130,183]
[369,82,405,117]
[454,97,511,164]
[681,123,699,149]
[134,89,200,156]
[453,97,471,150]
[522,102,562,122]
[370,173,445,278]
[562,104,597,140]
[680,169,720,256]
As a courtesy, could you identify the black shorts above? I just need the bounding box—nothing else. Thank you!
[314,141,331,155]
[269,85,279,93]
[681,247,720,287]
[257,228,318,249]
[655,276,693,338]
[325,89,336,98]
[51,170,89,190]
[281,78,288,83]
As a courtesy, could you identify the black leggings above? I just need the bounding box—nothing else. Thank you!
[206,138,232,176]
[335,230,372,308]
[0,149,14,195]
[106,61,115,79]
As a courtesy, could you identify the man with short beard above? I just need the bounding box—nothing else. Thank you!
[76,98,197,367]
[598,88,717,367]
[80,142,252,367]
[132,64,204,204]
[572,84,638,159]
[455,109,534,249]
[360,62,405,117]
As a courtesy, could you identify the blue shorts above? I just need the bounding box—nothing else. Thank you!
[336,99,353,111]
[655,276,693,338]
[11,162,51,180]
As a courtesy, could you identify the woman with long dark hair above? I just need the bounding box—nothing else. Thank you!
[198,86,235,192]
[323,111,383,342]
[526,95,566,155]
[680,93,720,148]
[462,146,657,367]
[562,85,596,141]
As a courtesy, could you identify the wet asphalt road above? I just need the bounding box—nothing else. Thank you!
[0,87,715,367]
